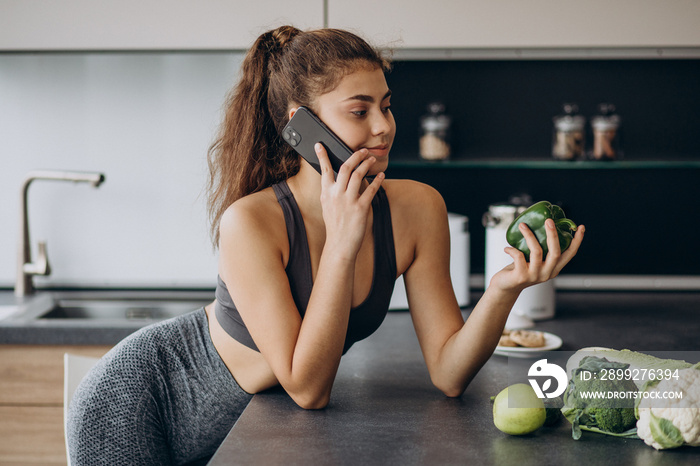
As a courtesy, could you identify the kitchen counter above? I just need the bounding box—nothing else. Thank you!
[209,291,700,465]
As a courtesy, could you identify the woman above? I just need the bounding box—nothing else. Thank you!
[68,26,584,465]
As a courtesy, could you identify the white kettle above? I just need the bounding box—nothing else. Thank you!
[483,202,555,329]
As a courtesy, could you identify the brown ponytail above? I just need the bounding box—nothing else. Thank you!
[206,26,391,246]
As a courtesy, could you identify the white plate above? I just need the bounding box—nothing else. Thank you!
[493,331,563,358]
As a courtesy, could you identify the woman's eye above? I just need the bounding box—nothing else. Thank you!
[351,110,367,116]
[382,105,392,113]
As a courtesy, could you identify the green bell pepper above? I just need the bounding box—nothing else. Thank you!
[506,201,578,261]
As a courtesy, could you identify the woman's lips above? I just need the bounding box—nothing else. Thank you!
[365,145,390,158]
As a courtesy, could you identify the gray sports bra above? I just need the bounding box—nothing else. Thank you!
[215,179,397,354]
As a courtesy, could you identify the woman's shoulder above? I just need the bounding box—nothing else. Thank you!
[381,179,448,250]
[381,179,446,216]
[381,180,448,271]
[219,186,286,245]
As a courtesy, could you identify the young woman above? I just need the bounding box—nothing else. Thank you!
[67,26,584,465]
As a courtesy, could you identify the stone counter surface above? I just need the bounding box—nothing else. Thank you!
[209,292,700,465]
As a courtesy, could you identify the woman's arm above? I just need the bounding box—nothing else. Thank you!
[402,185,585,397]
[219,146,384,409]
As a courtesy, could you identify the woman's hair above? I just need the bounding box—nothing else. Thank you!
[206,26,391,246]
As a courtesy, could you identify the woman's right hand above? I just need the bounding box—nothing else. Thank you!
[316,143,385,260]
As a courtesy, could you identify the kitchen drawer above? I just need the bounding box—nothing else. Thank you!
[0,345,111,464]
[0,345,110,405]
[0,406,66,464]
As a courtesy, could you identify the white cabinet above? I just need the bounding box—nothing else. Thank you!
[0,0,323,50]
[6,0,698,52]
[328,0,700,49]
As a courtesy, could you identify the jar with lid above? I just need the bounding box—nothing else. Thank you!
[419,102,451,161]
[552,103,585,160]
[591,103,621,160]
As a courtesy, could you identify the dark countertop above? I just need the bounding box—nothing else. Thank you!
[0,320,145,346]
[209,291,700,465]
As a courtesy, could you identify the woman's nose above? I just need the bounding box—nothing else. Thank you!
[370,111,393,136]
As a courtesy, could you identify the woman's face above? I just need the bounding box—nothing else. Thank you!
[308,66,396,175]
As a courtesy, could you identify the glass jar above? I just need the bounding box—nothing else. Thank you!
[552,103,585,160]
[591,103,621,160]
[419,102,451,161]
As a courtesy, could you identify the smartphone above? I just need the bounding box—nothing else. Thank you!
[281,106,354,174]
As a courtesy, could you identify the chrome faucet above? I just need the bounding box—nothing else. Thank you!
[15,170,106,297]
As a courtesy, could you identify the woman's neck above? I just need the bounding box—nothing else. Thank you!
[286,162,325,220]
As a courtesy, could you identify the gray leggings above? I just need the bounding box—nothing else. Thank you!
[67,308,253,465]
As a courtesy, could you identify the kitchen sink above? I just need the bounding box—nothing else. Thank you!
[41,298,208,320]
[0,289,215,344]
[0,290,214,325]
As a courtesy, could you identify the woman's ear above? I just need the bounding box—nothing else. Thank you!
[288,107,299,120]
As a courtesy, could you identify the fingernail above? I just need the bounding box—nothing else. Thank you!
[314,143,322,152]
[546,219,555,229]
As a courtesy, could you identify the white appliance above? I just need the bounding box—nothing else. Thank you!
[483,204,555,328]
[389,213,470,310]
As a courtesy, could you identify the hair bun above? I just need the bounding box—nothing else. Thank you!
[273,26,301,47]
[265,25,301,55]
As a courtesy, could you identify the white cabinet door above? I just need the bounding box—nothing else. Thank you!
[0,0,323,50]
[328,0,700,49]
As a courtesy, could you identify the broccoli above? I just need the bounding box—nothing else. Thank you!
[590,405,637,433]
[561,356,640,439]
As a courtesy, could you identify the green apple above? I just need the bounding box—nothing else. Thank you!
[493,383,546,435]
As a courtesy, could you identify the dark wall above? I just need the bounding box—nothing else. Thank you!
[384,59,700,276]
[387,164,700,276]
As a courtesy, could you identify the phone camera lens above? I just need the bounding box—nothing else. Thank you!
[284,127,301,146]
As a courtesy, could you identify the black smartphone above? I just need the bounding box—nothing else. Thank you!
[281,106,354,174]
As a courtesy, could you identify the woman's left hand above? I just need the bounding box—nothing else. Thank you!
[490,218,585,293]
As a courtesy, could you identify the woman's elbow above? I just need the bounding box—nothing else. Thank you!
[432,375,467,398]
[290,390,331,410]
[438,385,466,398]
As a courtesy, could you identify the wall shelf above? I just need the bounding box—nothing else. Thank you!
[389,157,700,170]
